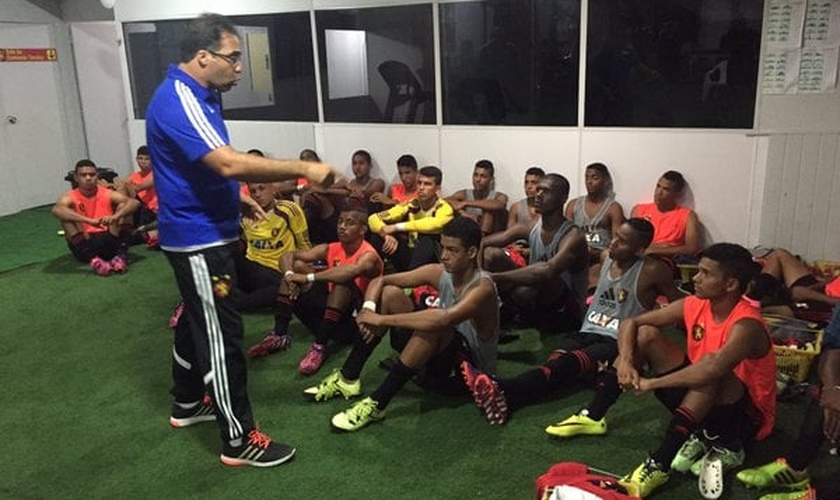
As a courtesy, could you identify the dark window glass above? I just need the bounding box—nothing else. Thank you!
[123,12,317,121]
[316,5,436,124]
[440,0,581,126]
[586,0,763,128]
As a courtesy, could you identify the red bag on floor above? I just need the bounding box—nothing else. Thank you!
[536,462,640,500]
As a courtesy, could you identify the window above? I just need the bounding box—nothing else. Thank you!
[440,0,581,126]
[123,12,317,121]
[585,0,764,128]
[316,5,436,124]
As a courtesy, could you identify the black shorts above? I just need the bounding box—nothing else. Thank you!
[389,326,470,380]
[654,358,763,443]
[67,231,121,262]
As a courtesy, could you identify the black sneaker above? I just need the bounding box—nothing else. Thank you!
[220,429,296,468]
[169,400,216,428]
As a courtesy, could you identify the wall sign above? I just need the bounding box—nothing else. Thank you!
[0,48,59,62]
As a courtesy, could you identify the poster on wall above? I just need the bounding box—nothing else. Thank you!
[803,0,840,46]
[0,48,58,62]
[765,0,807,48]
[762,50,802,93]
[797,47,839,91]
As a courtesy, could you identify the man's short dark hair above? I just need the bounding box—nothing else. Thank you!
[338,200,369,223]
[442,216,482,251]
[586,162,611,181]
[136,145,149,156]
[352,149,372,164]
[475,159,494,177]
[180,13,239,63]
[625,217,655,249]
[545,173,570,201]
[75,159,96,172]
[700,243,759,294]
[299,149,320,162]
[525,166,545,177]
[396,154,418,170]
[246,148,264,157]
[661,170,686,192]
[418,166,443,186]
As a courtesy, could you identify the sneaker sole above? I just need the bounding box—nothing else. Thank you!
[220,447,296,467]
[169,414,217,428]
[330,412,383,432]
[473,376,508,425]
[302,387,360,401]
[698,457,723,500]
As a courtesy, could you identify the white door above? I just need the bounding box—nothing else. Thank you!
[0,23,77,216]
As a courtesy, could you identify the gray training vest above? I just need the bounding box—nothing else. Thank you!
[438,269,499,374]
[514,198,532,224]
[464,189,496,218]
[527,218,588,311]
[572,194,615,250]
[581,256,646,339]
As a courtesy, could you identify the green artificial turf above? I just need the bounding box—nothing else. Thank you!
[0,207,834,499]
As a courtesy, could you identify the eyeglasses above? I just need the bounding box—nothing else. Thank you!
[206,48,242,66]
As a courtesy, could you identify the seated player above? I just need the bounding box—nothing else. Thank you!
[298,149,340,245]
[329,149,386,214]
[631,170,702,264]
[250,204,383,375]
[221,182,310,352]
[368,166,454,272]
[302,217,499,432]
[447,159,508,236]
[461,218,681,425]
[507,166,545,230]
[120,145,159,247]
[749,247,840,316]
[565,162,625,262]
[552,243,776,499]
[737,303,840,500]
[52,159,139,276]
[502,166,545,269]
[480,173,589,330]
[369,154,419,208]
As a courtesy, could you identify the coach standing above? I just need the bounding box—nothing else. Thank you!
[146,13,335,467]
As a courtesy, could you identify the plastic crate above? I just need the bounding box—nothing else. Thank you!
[767,315,823,383]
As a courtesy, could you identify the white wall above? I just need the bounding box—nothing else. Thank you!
[71,22,132,175]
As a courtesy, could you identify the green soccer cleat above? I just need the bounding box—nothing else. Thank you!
[736,458,810,491]
[545,410,607,438]
[759,486,816,500]
[303,369,361,402]
[671,433,709,473]
[331,397,383,432]
[618,456,670,498]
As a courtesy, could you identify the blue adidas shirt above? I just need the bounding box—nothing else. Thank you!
[146,64,240,250]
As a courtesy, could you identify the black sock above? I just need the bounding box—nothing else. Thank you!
[341,335,379,381]
[786,397,825,470]
[502,353,583,410]
[651,405,699,468]
[585,367,622,420]
[272,295,294,335]
[314,306,343,345]
[370,358,416,410]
